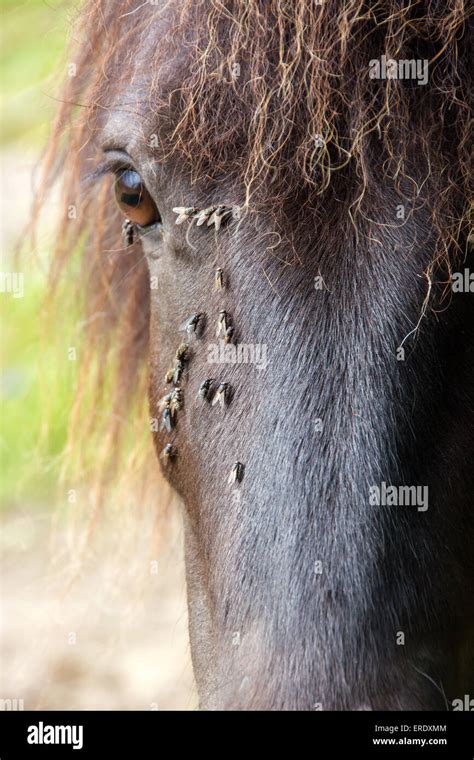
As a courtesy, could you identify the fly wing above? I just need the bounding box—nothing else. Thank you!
[179,317,192,332]
[173,207,196,225]
[195,211,208,226]
[207,211,218,228]
[172,207,187,225]
[157,395,170,412]
[215,207,232,231]
[196,207,215,226]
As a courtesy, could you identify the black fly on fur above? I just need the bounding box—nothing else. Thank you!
[180,313,204,339]
[228,461,244,485]
[160,443,176,465]
[197,378,214,401]
[214,268,224,290]
[159,406,173,433]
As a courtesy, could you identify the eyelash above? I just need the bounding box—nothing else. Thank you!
[85,158,132,185]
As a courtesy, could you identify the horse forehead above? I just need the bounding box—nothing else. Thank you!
[100,15,191,148]
[134,12,190,87]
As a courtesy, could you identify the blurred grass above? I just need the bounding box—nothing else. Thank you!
[1,0,70,146]
[1,1,75,508]
[0,276,79,506]
[0,4,194,713]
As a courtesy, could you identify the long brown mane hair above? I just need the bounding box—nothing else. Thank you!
[37,0,472,496]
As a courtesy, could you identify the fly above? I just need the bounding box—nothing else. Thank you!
[214,267,224,290]
[195,206,216,227]
[173,207,197,225]
[175,342,189,361]
[197,378,214,401]
[173,359,184,385]
[180,312,204,339]
[223,325,234,344]
[157,392,173,412]
[216,310,230,338]
[159,406,172,433]
[170,387,184,420]
[228,461,244,485]
[212,382,230,409]
[208,205,232,231]
[160,443,176,465]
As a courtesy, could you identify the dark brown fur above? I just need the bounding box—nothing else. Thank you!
[39,1,473,709]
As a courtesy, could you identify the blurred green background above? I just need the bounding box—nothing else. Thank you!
[1,0,75,508]
[1,0,69,145]
[0,1,195,712]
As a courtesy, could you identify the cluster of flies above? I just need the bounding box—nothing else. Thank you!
[172,204,234,231]
[159,205,244,486]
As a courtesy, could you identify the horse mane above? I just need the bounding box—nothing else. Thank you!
[37,0,471,493]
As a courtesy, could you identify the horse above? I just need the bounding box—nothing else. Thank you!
[40,0,473,710]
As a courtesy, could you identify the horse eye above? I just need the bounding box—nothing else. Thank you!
[114,169,160,227]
